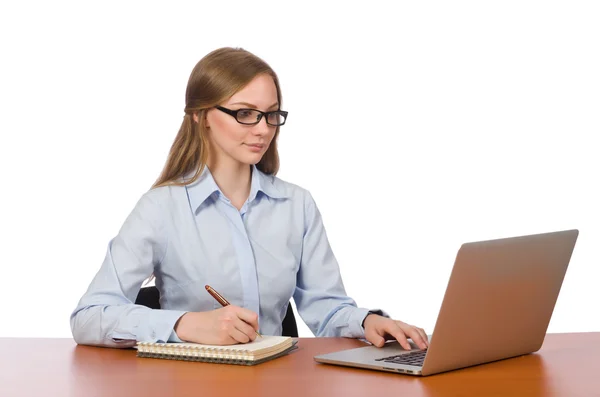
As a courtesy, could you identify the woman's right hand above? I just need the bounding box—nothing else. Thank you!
[173,305,259,345]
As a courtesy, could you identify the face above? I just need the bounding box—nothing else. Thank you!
[202,74,279,167]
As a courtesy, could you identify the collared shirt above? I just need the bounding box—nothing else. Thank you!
[70,165,379,348]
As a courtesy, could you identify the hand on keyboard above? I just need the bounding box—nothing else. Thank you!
[363,314,429,350]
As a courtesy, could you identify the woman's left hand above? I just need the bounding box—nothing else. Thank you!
[363,314,429,350]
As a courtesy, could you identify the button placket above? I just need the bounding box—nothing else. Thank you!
[218,197,261,317]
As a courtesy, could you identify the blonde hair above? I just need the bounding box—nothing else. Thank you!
[152,47,282,189]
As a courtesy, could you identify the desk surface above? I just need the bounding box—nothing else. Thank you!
[1,333,599,397]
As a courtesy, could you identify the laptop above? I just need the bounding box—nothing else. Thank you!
[314,229,579,376]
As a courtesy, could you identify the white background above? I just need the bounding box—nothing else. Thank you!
[1,1,598,338]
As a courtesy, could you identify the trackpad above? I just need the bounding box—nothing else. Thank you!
[323,340,420,363]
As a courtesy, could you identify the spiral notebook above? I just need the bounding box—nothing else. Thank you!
[137,335,297,366]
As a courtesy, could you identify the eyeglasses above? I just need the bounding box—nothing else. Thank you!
[215,105,288,126]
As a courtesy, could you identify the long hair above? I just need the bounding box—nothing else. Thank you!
[152,47,282,189]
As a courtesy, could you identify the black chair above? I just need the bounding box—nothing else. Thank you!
[135,286,298,337]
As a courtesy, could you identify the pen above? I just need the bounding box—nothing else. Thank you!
[205,285,262,338]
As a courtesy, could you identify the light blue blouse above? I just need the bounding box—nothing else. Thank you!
[70,165,381,348]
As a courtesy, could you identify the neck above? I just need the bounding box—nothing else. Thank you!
[206,156,252,207]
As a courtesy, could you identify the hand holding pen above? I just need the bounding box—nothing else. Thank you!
[173,285,261,345]
[205,285,262,338]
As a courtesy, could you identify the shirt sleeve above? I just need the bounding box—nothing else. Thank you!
[293,191,388,338]
[69,190,187,348]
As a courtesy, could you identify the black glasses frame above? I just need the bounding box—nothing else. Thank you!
[215,105,288,126]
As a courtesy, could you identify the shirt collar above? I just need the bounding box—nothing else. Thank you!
[185,165,289,212]
[185,166,220,212]
[249,165,289,201]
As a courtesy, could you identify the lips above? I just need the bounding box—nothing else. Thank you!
[246,143,265,148]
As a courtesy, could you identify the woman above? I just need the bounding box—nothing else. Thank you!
[70,47,429,351]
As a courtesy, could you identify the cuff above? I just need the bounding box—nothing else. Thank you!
[346,307,372,338]
[141,309,188,343]
[168,328,184,343]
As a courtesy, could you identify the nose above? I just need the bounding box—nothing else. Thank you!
[251,115,273,135]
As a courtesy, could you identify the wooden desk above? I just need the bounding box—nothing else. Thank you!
[1,333,598,397]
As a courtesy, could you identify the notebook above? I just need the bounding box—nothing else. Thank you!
[137,335,297,366]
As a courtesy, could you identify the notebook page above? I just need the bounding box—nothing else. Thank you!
[174,335,290,353]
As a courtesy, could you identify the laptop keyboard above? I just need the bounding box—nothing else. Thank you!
[375,349,428,366]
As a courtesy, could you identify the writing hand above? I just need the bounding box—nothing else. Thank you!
[174,305,259,345]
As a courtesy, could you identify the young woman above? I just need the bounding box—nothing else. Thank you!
[70,47,429,351]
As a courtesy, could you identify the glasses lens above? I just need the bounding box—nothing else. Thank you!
[266,111,286,126]
[236,109,262,124]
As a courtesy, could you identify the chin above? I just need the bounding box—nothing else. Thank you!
[237,154,265,166]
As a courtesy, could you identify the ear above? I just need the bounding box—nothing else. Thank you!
[194,111,210,128]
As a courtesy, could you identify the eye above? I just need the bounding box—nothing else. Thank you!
[266,111,285,125]
[238,109,253,118]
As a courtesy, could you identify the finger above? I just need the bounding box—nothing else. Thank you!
[384,322,411,350]
[364,326,386,348]
[416,328,429,346]
[229,326,251,344]
[231,306,259,331]
[401,325,428,350]
[234,317,257,342]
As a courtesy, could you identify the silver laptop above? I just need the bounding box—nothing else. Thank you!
[314,229,579,376]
